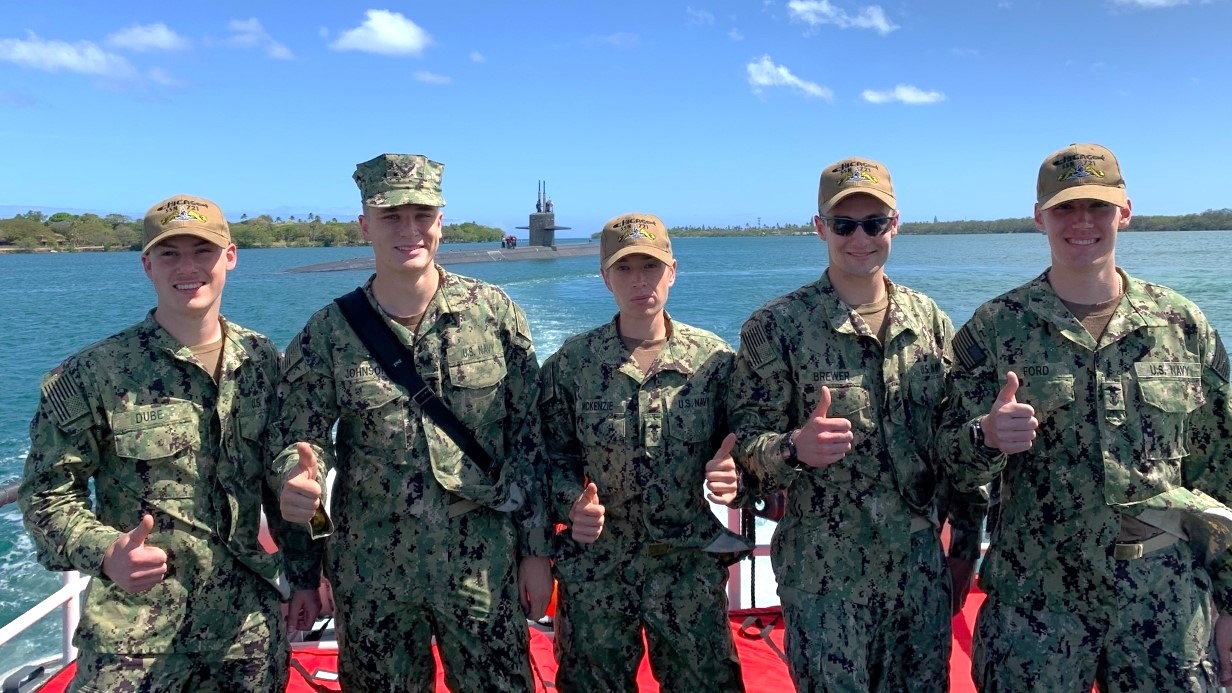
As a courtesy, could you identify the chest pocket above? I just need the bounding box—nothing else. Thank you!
[1136,364,1204,461]
[111,399,200,499]
[338,374,406,456]
[446,354,508,425]
[1016,374,1076,414]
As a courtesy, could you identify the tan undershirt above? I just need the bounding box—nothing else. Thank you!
[619,319,672,373]
[189,337,224,384]
[1060,294,1123,343]
[852,295,891,345]
[390,311,426,336]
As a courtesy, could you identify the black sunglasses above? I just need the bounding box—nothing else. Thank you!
[821,215,896,237]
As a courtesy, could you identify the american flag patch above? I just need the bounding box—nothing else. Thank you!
[1212,331,1229,383]
[953,324,987,372]
[740,323,776,369]
[41,372,89,427]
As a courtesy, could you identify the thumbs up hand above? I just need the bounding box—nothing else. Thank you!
[102,514,168,593]
[794,386,854,469]
[981,372,1038,454]
[569,482,605,543]
[280,442,322,525]
[705,433,740,505]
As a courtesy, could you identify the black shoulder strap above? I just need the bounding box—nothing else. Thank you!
[333,288,496,478]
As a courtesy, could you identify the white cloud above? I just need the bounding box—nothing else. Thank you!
[584,32,639,48]
[951,47,979,57]
[228,18,293,60]
[106,23,189,52]
[413,71,451,85]
[147,67,182,86]
[1112,0,1188,6]
[729,28,746,41]
[0,31,134,77]
[330,10,432,56]
[862,84,945,104]
[747,55,832,99]
[787,0,899,35]
[469,50,485,63]
[688,7,716,24]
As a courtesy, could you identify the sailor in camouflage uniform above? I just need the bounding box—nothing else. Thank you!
[540,213,748,692]
[272,154,553,692]
[20,195,318,692]
[940,143,1232,691]
[719,158,987,692]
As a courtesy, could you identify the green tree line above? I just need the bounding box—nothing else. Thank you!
[657,208,1232,238]
[0,211,505,251]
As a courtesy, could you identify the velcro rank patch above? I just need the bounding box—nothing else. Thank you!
[740,322,776,370]
[1212,330,1229,383]
[41,371,89,429]
[953,324,987,372]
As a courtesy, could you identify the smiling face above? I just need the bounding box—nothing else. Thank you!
[815,193,898,287]
[360,203,443,278]
[1034,197,1132,275]
[601,252,677,323]
[142,235,236,322]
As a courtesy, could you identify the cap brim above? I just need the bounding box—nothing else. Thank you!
[602,246,674,271]
[142,228,230,254]
[819,189,896,216]
[1038,185,1127,211]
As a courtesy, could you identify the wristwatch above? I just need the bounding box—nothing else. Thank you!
[969,417,988,449]
[779,431,803,469]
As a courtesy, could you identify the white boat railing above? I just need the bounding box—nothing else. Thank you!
[0,571,84,672]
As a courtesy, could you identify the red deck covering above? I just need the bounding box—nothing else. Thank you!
[37,592,989,692]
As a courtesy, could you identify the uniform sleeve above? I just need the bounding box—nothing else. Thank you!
[726,314,801,503]
[934,311,989,563]
[503,302,553,557]
[268,318,337,541]
[938,314,1008,494]
[18,366,124,578]
[1184,325,1232,610]
[538,352,584,530]
[254,341,322,592]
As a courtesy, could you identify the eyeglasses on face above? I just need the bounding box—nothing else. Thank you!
[821,215,897,237]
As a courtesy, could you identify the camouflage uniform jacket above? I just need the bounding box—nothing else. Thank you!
[940,270,1232,618]
[271,271,552,556]
[19,312,310,653]
[729,272,986,601]
[540,315,737,578]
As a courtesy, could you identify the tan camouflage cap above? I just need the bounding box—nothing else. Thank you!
[353,153,446,208]
[142,194,230,253]
[600,213,673,270]
[817,157,896,216]
[1037,143,1127,210]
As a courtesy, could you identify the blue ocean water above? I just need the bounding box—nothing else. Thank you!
[2,231,1231,670]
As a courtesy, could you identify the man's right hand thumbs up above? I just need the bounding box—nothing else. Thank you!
[794,386,854,469]
[102,513,168,593]
[280,442,322,525]
[982,371,1038,454]
[569,482,605,544]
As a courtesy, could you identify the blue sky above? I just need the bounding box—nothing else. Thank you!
[1,1,1228,237]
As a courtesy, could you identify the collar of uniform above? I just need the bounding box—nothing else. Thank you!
[137,309,215,363]
[360,267,463,331]
[603,312,696,378]
[1029,268,1167,342]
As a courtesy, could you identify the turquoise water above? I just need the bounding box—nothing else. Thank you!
[2,231,1231,669]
